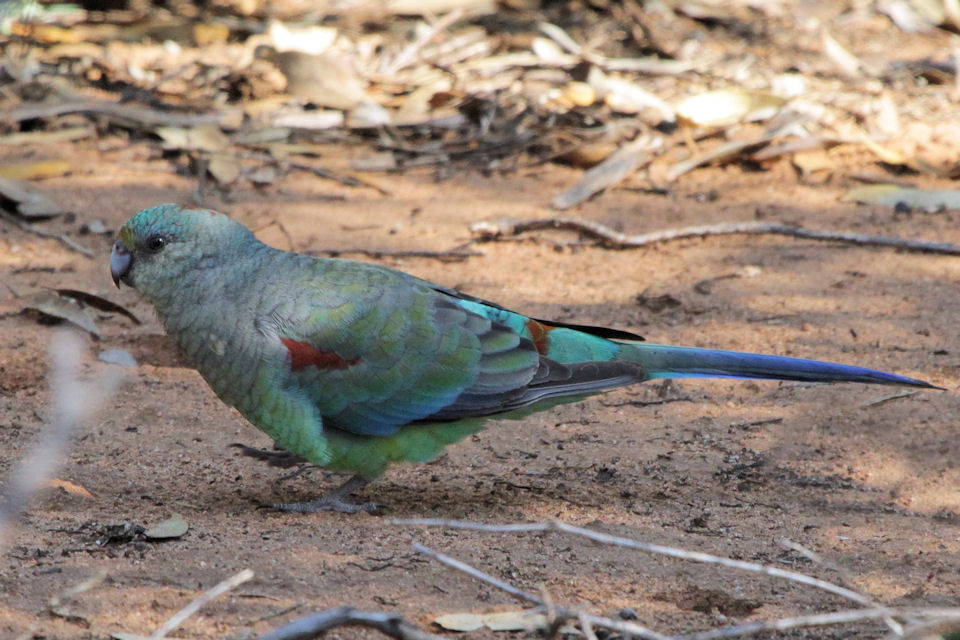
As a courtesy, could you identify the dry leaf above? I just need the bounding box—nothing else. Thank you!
[386,0,496,13]
[208,154,242,184]
[0,177,65,218]
[270,110,345,130]
[675,90,786,128]
[822,31,861,77]
[845,185,960,211]
[588,67,675,122]
[156,124,230,152]
[0,128,94,146]
[46,478,94,499]
[434,610,548,632]
[247,164,281,186]
[667,137,769,180]
[347,101,392,128]
[557,142,618,168]
[265,20,338,56]
[563,81,596,107]
[24,290,100,338]
[192,22,229,46]
[552,135,660,209]
[266,50,371,110]
[144,515,189,540]
[0,160,74,180]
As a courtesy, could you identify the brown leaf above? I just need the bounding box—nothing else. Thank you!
[46,478,94,499]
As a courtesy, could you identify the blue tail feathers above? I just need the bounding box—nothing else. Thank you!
[624,343,937,388]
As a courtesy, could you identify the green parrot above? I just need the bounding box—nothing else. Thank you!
[110,204,936,512]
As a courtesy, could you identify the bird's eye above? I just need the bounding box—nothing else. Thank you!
[146,235,167,253]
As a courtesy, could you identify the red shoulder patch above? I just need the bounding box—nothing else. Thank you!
[281,338,360,371]
[525,319,556,355]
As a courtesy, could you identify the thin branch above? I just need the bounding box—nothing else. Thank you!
[0,209,95,257]
[148,569,254,640]
[255,605,443,640]
[399,520,960,639]
[411,542,540,604]
[860,390,919,408]
[381,8,465,75]
[470,217,960,256]
[4,99,235,128]
[672,607,960,640]
[411,542,667,640]
[396,520,881,610]
[779,538,903,635]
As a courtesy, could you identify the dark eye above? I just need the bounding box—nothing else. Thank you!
[146,235,167,253]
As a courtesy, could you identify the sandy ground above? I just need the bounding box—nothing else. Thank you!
[2,7,960,634]
[1,137,958,639]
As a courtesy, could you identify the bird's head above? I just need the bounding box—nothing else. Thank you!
[111,204,255,299]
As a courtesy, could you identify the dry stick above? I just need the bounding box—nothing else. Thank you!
[147,569,254,640]
[397,520,883,611]
[4,99,234,128]
[0,209,95,258]
[255,606,443,640]
[780,538,904,636]
[470,217,960,256]
[403,523,960,640]
[672,607,960,640]
[382,8,465,75]
[411,542,667,640]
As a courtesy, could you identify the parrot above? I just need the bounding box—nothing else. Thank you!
[110,204,936,513]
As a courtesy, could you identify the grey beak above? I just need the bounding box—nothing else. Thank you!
[110,242,131,288]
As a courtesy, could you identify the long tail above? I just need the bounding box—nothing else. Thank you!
[623,342,937,388]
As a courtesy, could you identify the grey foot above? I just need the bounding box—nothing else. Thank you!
[230,442,308,468]
[269,476,382,514]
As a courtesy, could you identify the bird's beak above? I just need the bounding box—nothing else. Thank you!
[110,241,132,288]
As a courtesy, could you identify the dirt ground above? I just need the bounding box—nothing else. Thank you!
[3,9,960,640]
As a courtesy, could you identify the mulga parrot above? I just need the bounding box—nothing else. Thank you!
[110,204,936,512]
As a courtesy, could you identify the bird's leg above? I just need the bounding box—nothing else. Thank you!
[230,442,309,468]
[270,475,380,514]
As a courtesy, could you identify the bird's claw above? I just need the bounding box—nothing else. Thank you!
[265,475,379,514]
[230,442,309,468]
[269,497,383,514]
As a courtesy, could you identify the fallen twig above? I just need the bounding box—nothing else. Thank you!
[398,520,960,639]
[470,217,960,255]
[398,520,881,610]
[412,542,667,640]
[0,209,95,257]
[859,390,919,408]
[381,8,466,75]
[671,607,960,640]
[255,605,443,640]
[4,100,236,128]
[148,569,254,640]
